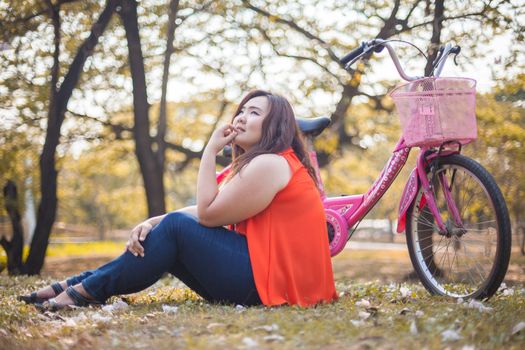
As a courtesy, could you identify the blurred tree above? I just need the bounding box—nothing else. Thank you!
[466,74,525,232]
[237,0,520,154]
[1,0,119,274]
[118,0,167,216]
[58,141,147,238]
[1,181,24,275]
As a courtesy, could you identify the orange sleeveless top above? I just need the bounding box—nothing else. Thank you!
[235,148,337,306]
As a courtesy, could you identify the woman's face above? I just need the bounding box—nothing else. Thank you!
[232,96,270,151]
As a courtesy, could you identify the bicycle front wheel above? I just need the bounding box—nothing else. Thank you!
[406,154,511,299]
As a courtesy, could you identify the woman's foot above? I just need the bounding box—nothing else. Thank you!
[40,284,101,310]
[18,281,67,304]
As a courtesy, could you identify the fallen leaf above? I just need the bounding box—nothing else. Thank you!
[358,311,371,320]
[64,318,77,327]
[465,299,493,313]
[263,334,285,342]
[253,324,279,332]
[351,320,365,327]
[207,322,226,330]
[102,300,128,313]
[400,307,411,315]
[461,345,476,350]
[441,329,462,342]
[511,321,525,335]
[399,286,411,298]
[355,299,371,307]
[366,306,378,316]
[72,312,88,322]
[242,337,258,348]
[162,305,178,314]
[90,312,111,323]
[59,337,76,346]
[410,320,418,335]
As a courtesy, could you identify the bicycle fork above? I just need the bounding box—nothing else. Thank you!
[398,149,464,236]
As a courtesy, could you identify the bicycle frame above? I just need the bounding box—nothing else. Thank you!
[310,135,464,256]
[317,39,468,255]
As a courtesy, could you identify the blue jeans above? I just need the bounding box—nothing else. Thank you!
[66,212,261,306]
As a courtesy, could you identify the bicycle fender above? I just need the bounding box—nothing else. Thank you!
[397,168,419,233]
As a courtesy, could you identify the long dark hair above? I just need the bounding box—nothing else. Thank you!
[228,90,317,183]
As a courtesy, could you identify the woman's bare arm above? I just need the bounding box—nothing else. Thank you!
[145,205,197,227]
[197,154,291,227]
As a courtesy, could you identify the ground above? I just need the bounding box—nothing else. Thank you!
[0,244,524,349]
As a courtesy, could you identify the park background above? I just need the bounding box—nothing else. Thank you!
[1,1,524,349]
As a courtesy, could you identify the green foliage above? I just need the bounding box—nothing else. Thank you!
[465,74,525,223]
[58,141,148,231]
[0,128,40,218]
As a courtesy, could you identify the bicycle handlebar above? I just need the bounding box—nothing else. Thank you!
[340,43,366,65]
[341,39,460,81]
[340,39,385,65]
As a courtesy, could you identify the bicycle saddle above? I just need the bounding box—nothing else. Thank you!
[296,117,331,137]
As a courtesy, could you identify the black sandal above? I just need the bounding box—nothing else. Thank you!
[64,286,102,307]
[36,286,102,311]
[18,282,65,305]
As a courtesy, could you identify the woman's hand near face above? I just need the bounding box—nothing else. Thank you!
[205,124,238,154]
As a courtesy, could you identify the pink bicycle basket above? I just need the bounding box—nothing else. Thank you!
[390,77,477,147]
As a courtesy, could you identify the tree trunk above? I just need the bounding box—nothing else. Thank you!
[424,0,445,76]
[331,0,403,150]
[23,0,119,275]
[119,0,166,217]
[156,0,180,173]
[1,181,24,275]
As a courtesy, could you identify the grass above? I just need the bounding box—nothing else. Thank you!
[1,242,524,349]
[0,277,524,349]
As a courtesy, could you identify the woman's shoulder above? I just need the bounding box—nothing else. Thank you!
[245,153,289,171]
[241,153,291,188]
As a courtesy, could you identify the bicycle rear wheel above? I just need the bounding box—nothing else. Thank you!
[406,154,511,299]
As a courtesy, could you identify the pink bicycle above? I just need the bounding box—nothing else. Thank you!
[314,39,510,300]
[219,39,511,300]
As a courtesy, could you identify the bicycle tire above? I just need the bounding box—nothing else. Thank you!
[406,154,511,299]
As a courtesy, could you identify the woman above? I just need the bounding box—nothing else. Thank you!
[19,90,337,308]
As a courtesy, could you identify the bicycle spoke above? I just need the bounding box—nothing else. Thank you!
[417,235,448,255]
[415,234,436,243]
[462,228,497,233]
[459,238,496,245]
[414,228,437,234]
[462,240,487,283]
[461,243,481,287]
[415,211,437,228]
[449,240,459,280]
[463,219,498,227]
[434,238,452,279]
[408,159,508,299]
